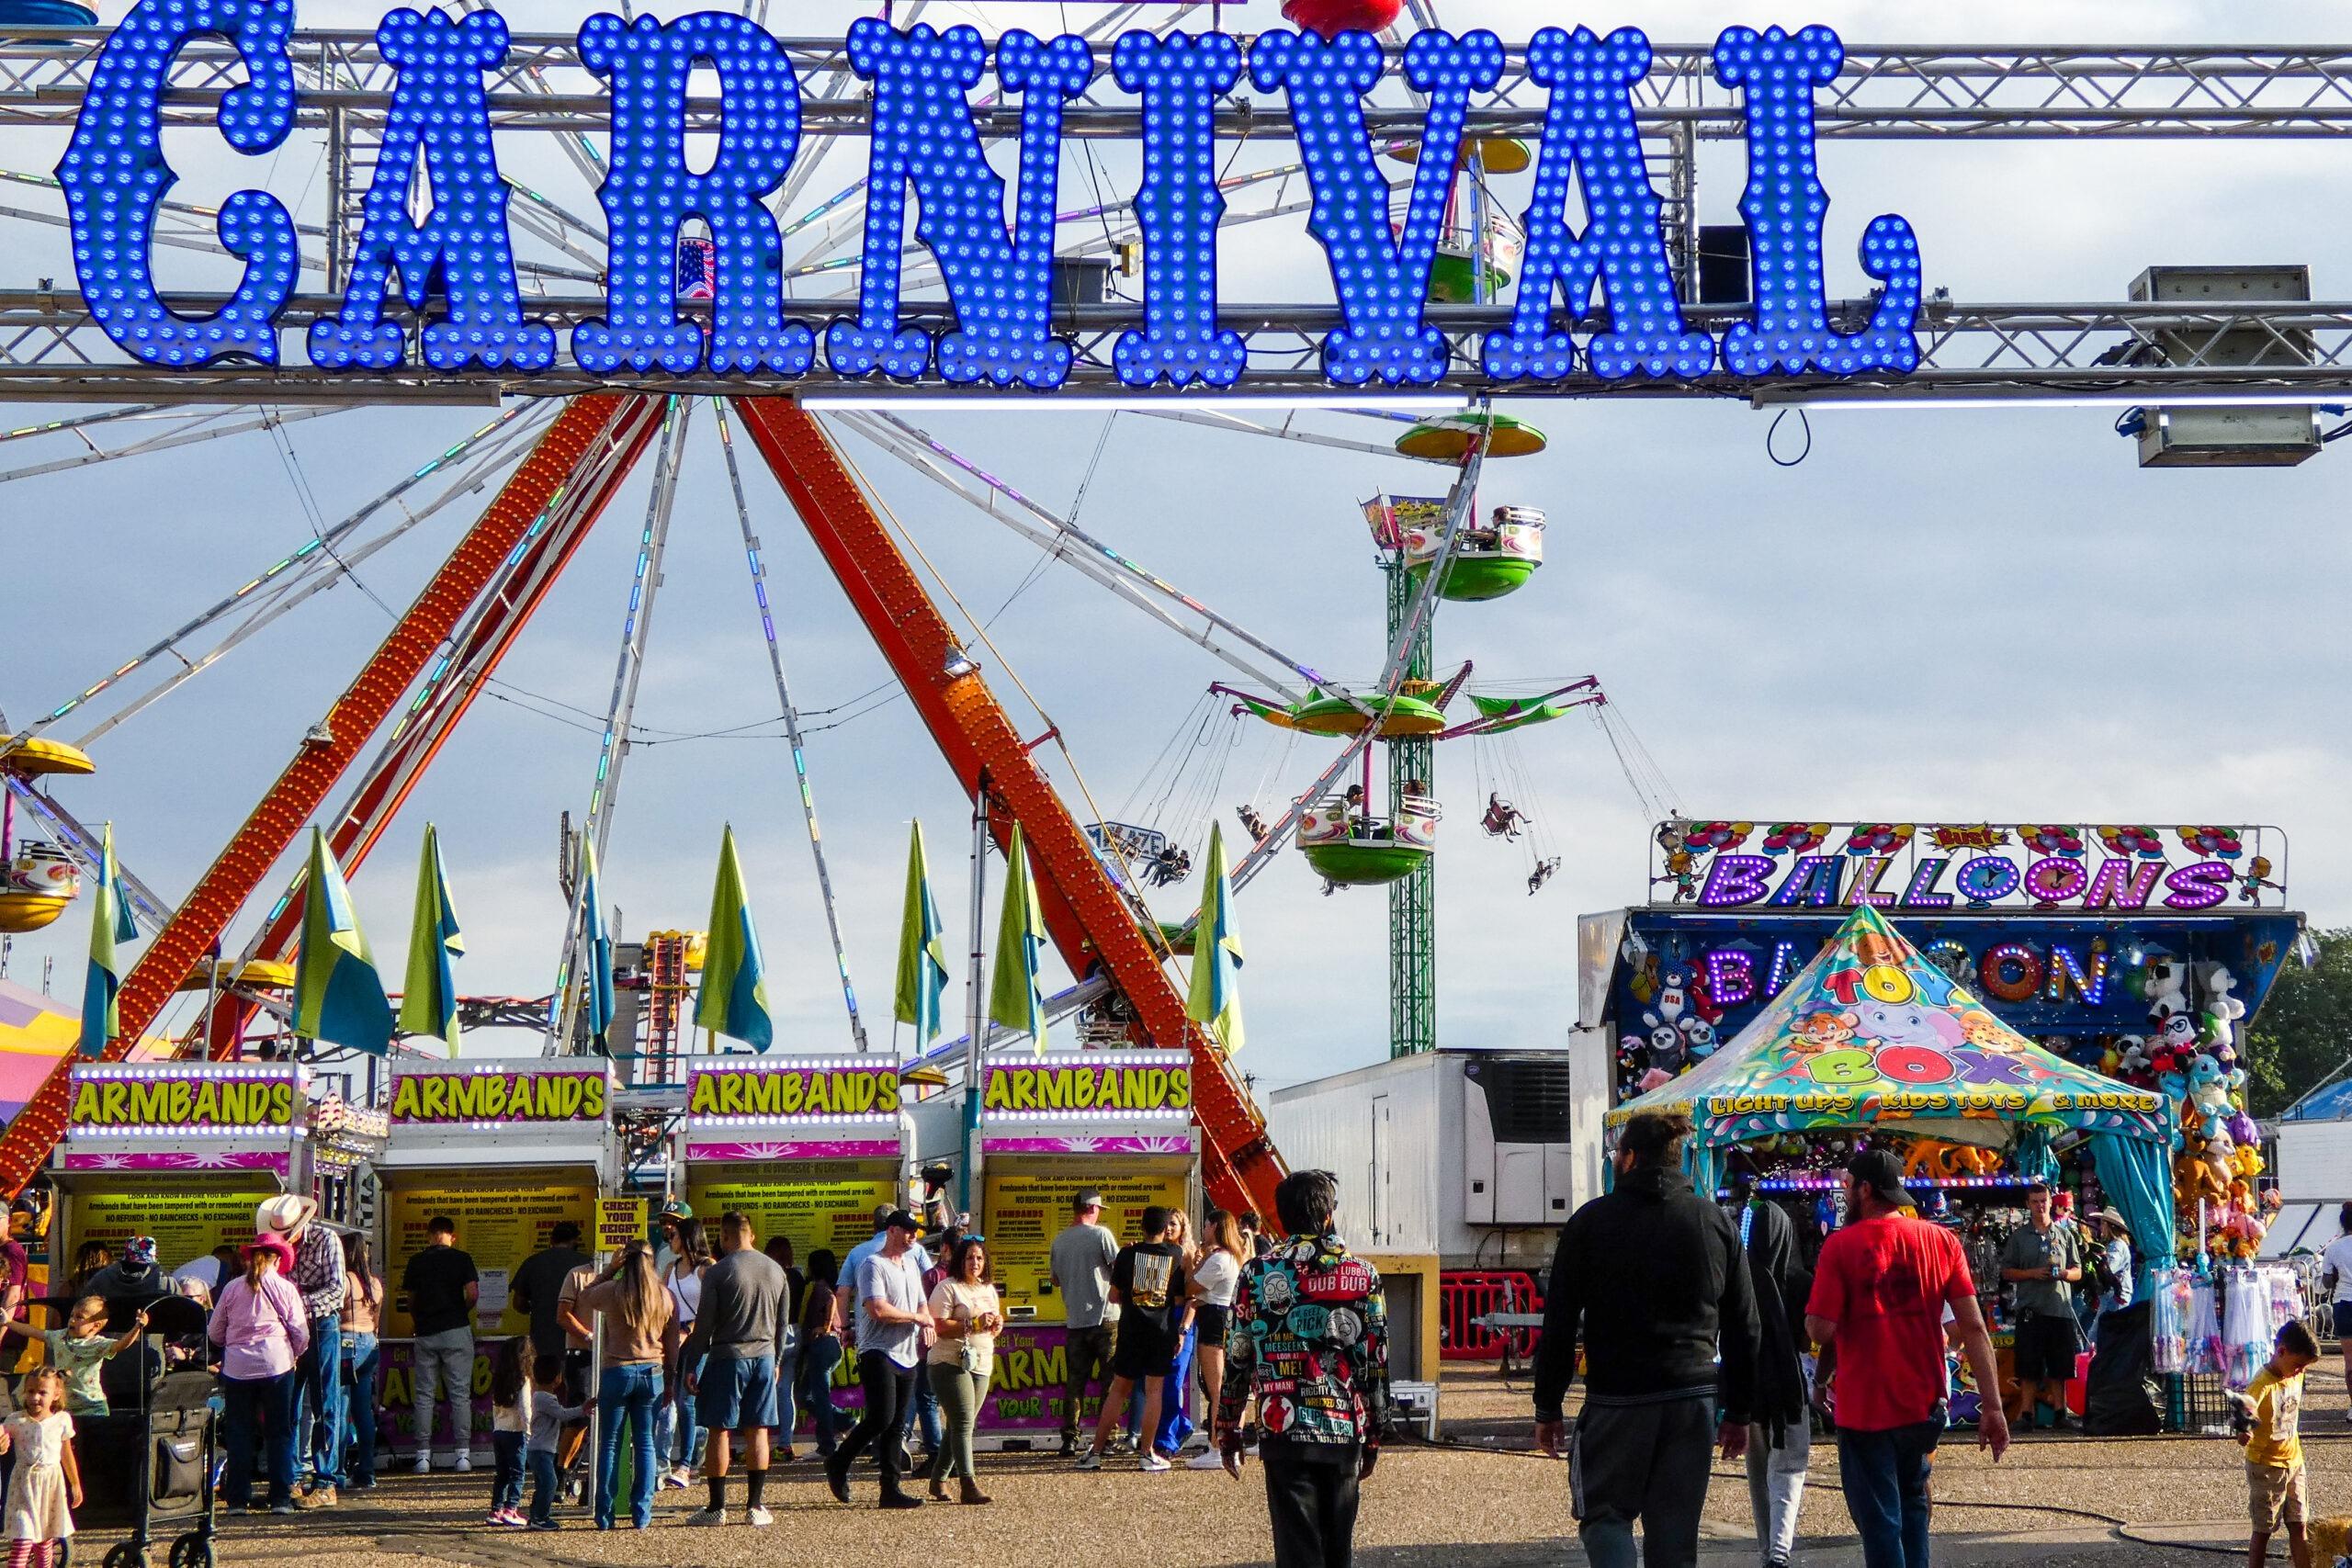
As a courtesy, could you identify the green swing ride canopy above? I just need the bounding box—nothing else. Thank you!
[1606,905,2168,1153]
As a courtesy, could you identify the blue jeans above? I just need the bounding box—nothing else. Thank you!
[220,1371,298,1509]
[797,1335,842,1455]
[673,1353,702,1469]
[297,1314,343,1488]
[527,1449,559,1526]
[1838,1420,1942,1568]
[340,1332,379,1486]
[595,1362,662,1529]
[491,1430,526,1513]
[897,1360,943,1455]
[774,1342,798,1449]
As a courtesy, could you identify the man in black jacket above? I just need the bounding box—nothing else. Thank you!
[1533,1111,1761,1568]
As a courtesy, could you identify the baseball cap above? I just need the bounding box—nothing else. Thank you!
[658,1198,693,1220]
[884,1208,922,1234]
[1846,1149,1914,1211]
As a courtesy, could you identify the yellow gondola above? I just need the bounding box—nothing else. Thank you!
[1396,411,1549,461]
[0,739,94,777]
[176,959,300,993]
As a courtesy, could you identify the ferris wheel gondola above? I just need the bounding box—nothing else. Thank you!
[0,738,92,933]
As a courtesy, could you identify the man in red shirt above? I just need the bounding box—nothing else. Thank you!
[1806,1150,2007,1568]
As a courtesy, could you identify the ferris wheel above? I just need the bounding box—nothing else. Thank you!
[0,0,1702,1214]
[4,0,2349,1213]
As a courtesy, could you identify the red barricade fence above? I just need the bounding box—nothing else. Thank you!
[1440,1269,1544,1361]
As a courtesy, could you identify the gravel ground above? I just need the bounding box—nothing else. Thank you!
[81,1364,2352,1567]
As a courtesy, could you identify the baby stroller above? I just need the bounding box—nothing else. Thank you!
[60,1293,217,1568]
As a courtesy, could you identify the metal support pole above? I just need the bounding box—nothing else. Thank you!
[957,773,991,1214]
[711,399,869,1053]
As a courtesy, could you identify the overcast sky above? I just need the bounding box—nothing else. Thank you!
[3,0,2347,1095]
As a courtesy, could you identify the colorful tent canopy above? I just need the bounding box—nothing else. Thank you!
[1606,905,2167,1152]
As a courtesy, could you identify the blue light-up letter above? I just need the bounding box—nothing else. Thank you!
[1484,28,1713,382]
[56,0,297,367]
[572,10,812,377]
[826,22,1094,388]
[1111,31,1244,389]
[1249,28,1504,386]
[1713,25,1921,377]
[309,10,548,372]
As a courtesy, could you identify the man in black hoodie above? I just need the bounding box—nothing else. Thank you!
[1533,1111,1761,1568]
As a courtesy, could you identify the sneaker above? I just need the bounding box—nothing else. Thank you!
[878,1492,923,1510]
[746,1506,774,1528]
[497,1511,527,1528]
[453,1451,473,1473]
[528,1520,560,1532]
[662,1468,690,1490]
[411,1452,432,1475]
[1184,1450,1227,1471]
[1140,1453,1171,1472]
[1057,1438,1078,1458]
[296,1486,337,1509]
[684,1506,728,1527]
[1074,1448,1103,1472]
[270,1504,298,1516]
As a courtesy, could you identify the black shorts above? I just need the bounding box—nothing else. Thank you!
[2013,1313,2080,1382]
[1112,1324,1180,1381]
[1195,1303,1231,1347]
[2335,1301,2352,1342]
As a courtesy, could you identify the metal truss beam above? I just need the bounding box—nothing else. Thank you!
[1,297,2349,403]
[7,32,2352,137]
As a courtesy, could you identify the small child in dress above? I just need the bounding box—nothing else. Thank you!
[0,1368,83,1568]
[0,1297,144,1417]
[526,1353,589,1531]
[2232,1317,2318,1568]
[486,1337,530,1527]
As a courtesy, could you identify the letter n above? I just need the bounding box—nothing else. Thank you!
[1483,28,1712,382]
[825,21,1094,387]
[572,10,813,375]
[308,9,551,371]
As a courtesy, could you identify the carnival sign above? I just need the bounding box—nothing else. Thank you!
[58,10,1917,391]
[1650,821,2287,914]
[67,1064,300,1132]
[388,1066,608,1123]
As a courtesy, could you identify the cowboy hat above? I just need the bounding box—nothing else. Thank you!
[242,1233,296,1271]
[254,1193,318,1235]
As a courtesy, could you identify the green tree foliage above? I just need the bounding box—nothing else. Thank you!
[2245,928,2352,1117]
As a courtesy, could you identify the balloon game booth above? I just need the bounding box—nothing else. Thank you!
[679,1056,911,1271]
[375,1060,613,1461]
[51,1061,347,1290]
[965,1049,1199,1448]
[1607,905,2188,1431]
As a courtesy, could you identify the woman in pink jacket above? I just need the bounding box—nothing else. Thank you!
[208,1234,311,1515]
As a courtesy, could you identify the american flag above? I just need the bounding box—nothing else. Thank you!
[676,238,716,302]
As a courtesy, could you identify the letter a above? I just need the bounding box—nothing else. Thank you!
[310,9,550,371]
[1483,28,1713,382]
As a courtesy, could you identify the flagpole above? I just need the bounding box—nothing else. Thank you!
[958,773,991,1214]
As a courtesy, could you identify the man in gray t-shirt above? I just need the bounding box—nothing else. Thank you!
[824,1210,935,1507]
[1049,1190,1121,1453]
[683,1213,790,1525]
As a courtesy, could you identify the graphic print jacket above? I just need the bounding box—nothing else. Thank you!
[1216,1230,1388,1450]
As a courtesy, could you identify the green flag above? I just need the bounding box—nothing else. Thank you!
[395,823,464,1053]
[1186,822,1245,1052]
[78,822,137,1057]
[293,827,394,1055]
[987,824,1049,1053]
[893,821,949,1043]
[695,825,775,1051]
